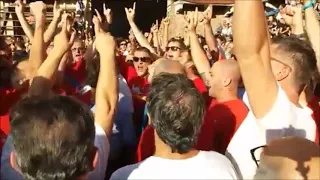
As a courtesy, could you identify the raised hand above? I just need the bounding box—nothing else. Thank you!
[186,8,199,32]
[54,14,76,53]
[151,20,159,33]
[53,1,62,20]
[280,5,303,26]
[93,11,116,53]
[30,1,46,20]
[202,5,213,24]
[14,0,25,14]
[125,2,136,23]
[59,12,74,30]
[103,3,112,25]
[163,17,170,26]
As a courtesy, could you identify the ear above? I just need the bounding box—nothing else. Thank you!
[10,151,22,174]
[275,66,290,81]
[222,77,232,87]
[91,146,99,171]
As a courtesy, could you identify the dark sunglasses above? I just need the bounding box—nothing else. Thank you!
[166,46,181,52]
[133,57,151,63]
[120,43,127,46]
[250,145,267,167]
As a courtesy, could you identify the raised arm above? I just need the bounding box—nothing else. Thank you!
[233,0,277,119]
[43,1,62,46]
[151,21,161,55]
[188,9,211,84]
[28,1,46,72]
[29,15,75,96]
[280,5,304,35]
[125,3,156,54]
[93,12,119,137]
[203,5,218,52]
[15,0,34,41]
[161,17,169,50]
[304,0,320,64]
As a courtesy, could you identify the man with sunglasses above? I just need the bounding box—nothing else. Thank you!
[227,0,319,179]
[118,40,128,55]
[130,47,153,96]
[165,38,187,61]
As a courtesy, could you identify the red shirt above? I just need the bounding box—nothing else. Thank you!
[136,125,155,162]
[59,59,92,105]
[192,77,207,95]
[118,55,138,84]
[307,96,320,144]
[136,99,248,162]
[129,76,150,96]
[62,58,87,95]
[0,88,22,135]
[206,99,249,153]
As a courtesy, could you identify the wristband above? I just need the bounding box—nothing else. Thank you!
[303,1,315,10]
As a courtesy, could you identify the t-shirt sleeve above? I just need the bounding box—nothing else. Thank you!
[87,125,110,180]
[243,85,310,143]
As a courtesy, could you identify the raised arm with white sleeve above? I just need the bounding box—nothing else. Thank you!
[233,0,278,119]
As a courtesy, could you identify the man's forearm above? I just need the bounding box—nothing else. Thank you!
[189,31,210,78]
[44,18,60,46]
[29,15,46,71]
[16,13,34,40]
[129,21,156,53]
[204,23,217,52]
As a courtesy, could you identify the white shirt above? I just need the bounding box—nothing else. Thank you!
[227,85,316,179]
[110,151,238,180]
[0,125,109,180]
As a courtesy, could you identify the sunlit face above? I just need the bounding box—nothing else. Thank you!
[133,50,152,77]
[119,41,127,52]
[208,63,222,98]
[268,16,274,24]
[165,41,182,60]
[126,42,133,54]
[71,41,85,62]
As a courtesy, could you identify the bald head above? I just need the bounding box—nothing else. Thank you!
[254,137,320,180]
[153,59,185,77]
[211,59,241,81]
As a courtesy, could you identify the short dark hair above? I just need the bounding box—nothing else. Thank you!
[147,73,205,154]
[272,36,319,92]
[134,46,151,55]
[10,95,96,180]
[168,37,187,50]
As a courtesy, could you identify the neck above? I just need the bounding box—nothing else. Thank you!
[154,132,199,160]
[215,86,239,102]
[280,82,301,107]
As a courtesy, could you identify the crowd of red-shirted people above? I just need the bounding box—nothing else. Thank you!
[0,0,320,179]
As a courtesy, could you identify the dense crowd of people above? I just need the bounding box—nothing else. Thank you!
[0,0,320,179]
